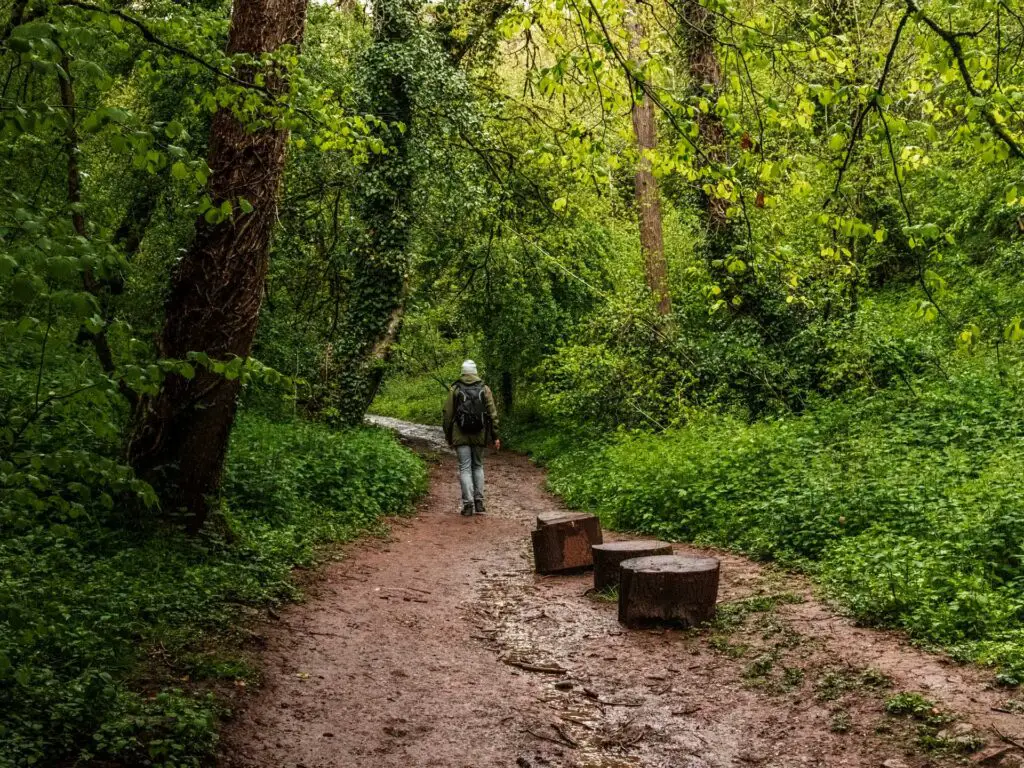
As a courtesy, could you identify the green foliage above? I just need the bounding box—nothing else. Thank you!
[370,367,451,425]
[0,415,425,767]
[223,414,427,535]
[6,0,1024,758]
[885,692,946,722]
[714,594,804,629]
[536,300,692,433]
[366,308,477,424]
[515,360,1024,677]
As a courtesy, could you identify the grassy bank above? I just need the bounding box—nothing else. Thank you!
[510,361,1024,684]
[368,367,450,426]
[0,414,426,768]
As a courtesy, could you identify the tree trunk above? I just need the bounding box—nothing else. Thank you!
[127,0,309,531]
[500,370,513,414]
[329,0,417,425]
[628,8,671,316]
[677,0,730,261]
[531,514,603,573]
[536,510,602,532]
[618,554,720,627]
[593,540,673,592]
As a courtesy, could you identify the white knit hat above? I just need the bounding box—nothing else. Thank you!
[461,359,478,376]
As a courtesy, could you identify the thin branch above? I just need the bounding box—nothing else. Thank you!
[826,9,910,207]
[577,0,711,165]
[11,384,102,445]
[60,0,275,97]
[875,103,910,223]
[0,0,32,47]
[34,301,52,410]
[57,48,138,408]
[447,0,513,65]
[907,0,1023,158]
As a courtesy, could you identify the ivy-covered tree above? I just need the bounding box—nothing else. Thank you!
[127,0,310,529]
[326,0,420,425]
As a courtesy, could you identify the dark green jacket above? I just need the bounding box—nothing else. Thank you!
[443,374,499,447]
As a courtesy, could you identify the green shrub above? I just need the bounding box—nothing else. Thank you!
[0,414,425,767]
[516,361,1024,677]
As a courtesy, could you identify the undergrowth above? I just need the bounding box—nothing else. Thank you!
[510,360,1024,683]
[0,414,426,768]
[369,365,457,426]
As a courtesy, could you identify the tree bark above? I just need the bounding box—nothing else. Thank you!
[531,514,603,573]
[677,0,730,260]
[329,0,417,425]
[593,540,673,592]
[500,370,513,414]
[127,0,309,531]
[536,510,602,532]
[618,554,720,627]
[627,8,671,316]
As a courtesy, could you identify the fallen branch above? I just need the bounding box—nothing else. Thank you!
[990,726,1024,752]
[601,698,644,707]
[552,722,579,748]
[559,714,597,730]
[524,727,577,749]
[503,659,567,675]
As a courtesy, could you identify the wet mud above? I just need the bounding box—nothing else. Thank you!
[220,419,1024,768]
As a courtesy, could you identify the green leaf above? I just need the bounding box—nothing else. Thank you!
[13,667,30,687]
[1004,316,1024,343]
[165,120,185,139]
[0,254,16,277]
[223,357,245,380]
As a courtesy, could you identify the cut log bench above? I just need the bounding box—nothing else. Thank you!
[618,555,720,628]
[536,511,597,528]
[531,513,602,573]
[592,540,674,591]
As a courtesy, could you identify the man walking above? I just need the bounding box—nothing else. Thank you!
[443,360,500,516]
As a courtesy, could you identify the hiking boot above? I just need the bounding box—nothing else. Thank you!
[474,500,486,515]
[461,503,474,517]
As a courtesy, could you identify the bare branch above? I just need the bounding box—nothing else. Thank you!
[907,0,1023,158]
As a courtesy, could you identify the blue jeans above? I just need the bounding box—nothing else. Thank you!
[456,445,485,505]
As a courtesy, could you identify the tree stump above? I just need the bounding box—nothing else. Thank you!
[531,514,603,573]
[536,511,593,527]
[592,540,673,592]
[618,555,720,628]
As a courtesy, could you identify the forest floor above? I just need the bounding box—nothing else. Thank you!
[219,419,1024,768]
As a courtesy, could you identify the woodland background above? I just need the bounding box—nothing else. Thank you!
[2,0,1024,763]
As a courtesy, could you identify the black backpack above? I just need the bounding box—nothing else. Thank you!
[454,381,486,433]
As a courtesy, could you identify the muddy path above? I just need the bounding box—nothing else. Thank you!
[220,422,1024,768]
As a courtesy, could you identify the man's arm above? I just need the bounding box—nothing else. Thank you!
[442,387,455,444]
[484,386,500,444]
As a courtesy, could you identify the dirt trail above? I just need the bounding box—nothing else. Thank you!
[220,423,1024,768]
